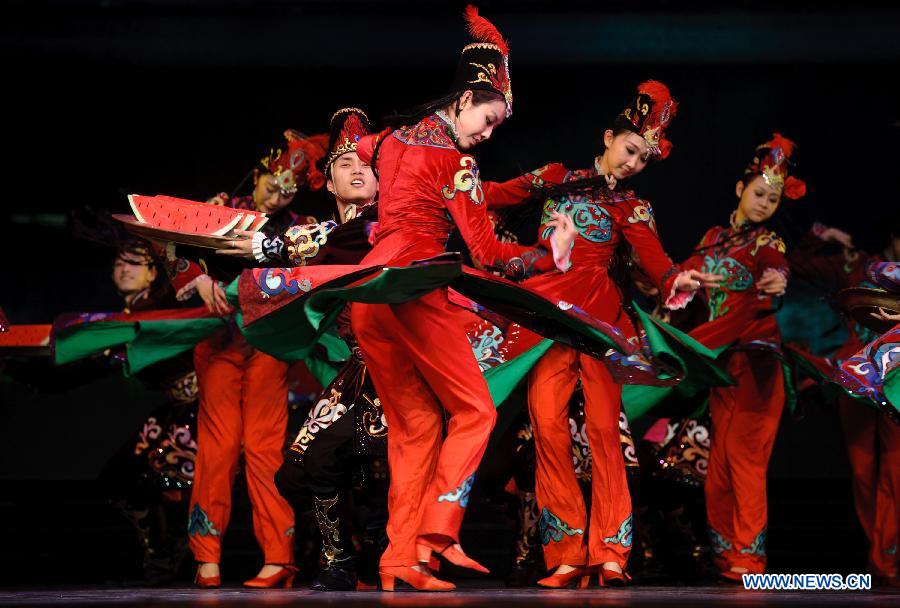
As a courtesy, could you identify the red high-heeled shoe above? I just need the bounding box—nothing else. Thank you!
[718,568,748,583]
[194,565,221,589]
[356,580,379,591]
[416,537,489,574]
[379,566,456,591]
[537,566,590,589]
[243,565,297,588]
[599,565,631,587]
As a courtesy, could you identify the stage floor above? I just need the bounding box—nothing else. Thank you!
[0,586,896,607]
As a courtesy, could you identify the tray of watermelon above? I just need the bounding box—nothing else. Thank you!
[0,324,52,356]
[114,194,269,249]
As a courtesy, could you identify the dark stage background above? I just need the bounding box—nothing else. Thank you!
[1,0,899,586]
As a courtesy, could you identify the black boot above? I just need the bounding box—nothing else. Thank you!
[506,491,543,587]
[310,493,358,591]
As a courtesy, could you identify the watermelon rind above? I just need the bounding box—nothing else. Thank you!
[211,213,245,237]
[238,215,256,231]
[128,194,147,224]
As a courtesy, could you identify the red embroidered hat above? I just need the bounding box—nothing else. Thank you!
[744,133,807,200]
[258,130,329,195]
[614,80,678,160]
[325,108,373,171]
[451,5,513,117]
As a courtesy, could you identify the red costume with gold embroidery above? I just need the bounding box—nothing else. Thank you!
[789,232,900,578]
[508,82,691,574]
[188,130,328,572]
[351,104,568,571]
[680,133,804,577]
[345,7,584,578]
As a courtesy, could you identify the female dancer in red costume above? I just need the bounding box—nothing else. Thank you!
[680,134,802,580]
[505,82,719,588]
[790,227,900,585]
[348,6,578,592]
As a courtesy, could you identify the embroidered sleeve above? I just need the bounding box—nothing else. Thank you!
[160,242,204,294]
[259,221,340,266]
[482,163,567,210]
[440,153,567,274]
[752,230,790,278]
[619,199,688,310]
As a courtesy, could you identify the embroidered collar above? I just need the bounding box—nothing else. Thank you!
[392,114,458,150]
[729,210,754,232]
[433,110,459,143]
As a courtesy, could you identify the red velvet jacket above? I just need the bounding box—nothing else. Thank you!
[484,161,687,339]
[355,113,557,273]
[681,220,789,349]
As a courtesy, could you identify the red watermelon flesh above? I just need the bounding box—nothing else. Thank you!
[152,195,268,232]
[0,325,52,347]
[129,195,250,237]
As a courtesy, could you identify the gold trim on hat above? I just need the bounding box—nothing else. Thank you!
[329,107,369,125]
[326,139,359,168]
[461,42,503,53]
[762,166,785,191]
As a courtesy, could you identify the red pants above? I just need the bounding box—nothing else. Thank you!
[527,342,632,569]
[351,289,497,568]
[838,394,900,577]
[188,333,293,564]
[706,351,784,574]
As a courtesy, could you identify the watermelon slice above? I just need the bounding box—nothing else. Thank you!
[128,194,268,237]
[0,324,52,347]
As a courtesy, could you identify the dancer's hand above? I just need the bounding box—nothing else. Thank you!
[216,230,256,259]
[547,212,577,253]
[756,268,788,295]
[871,307,900,323]
[819,226,854,249]
[675,269,723,292]
[196,275,231,315]
[633,277,659,297]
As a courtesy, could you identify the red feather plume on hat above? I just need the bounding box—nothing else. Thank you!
[464,5,509,54]
[764,132,796,158]
[764,132,806,199]
[637,80,678,159]
[637,80,678,119]
[783,176,807,199]
[284,130,329,191]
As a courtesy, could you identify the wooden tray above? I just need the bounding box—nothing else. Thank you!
[837,287,900,334]
[114,214,238,249]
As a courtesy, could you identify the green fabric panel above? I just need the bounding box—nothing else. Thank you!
[125,318,227,375]
[451,273,625,354]
[635,305,734,391]
[54,322,137,365]
[225,275,240,305]
[237,263,461,362]
[315,329,352,363]
[484,339,554,406]
[303,355,341,388]
[631,306,682,382]
[618,306,734,421]
[780,355,797,414]
[781,346,852,402]
[622,384,676,420]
